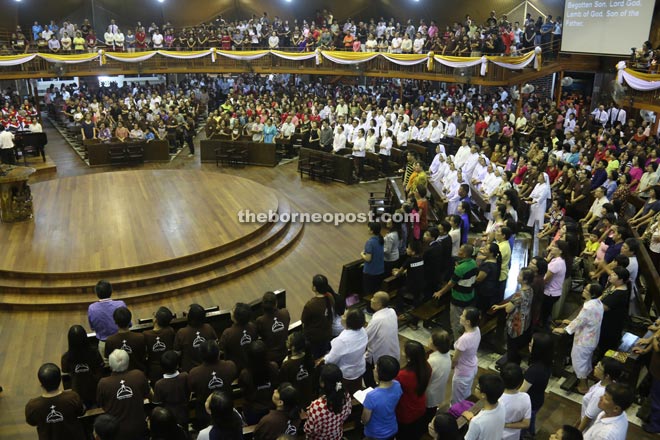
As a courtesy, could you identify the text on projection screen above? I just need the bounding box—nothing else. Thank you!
[562,0,654,55]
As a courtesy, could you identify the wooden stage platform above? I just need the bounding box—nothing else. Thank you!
[14,153,57,175]
[0,170,303,310]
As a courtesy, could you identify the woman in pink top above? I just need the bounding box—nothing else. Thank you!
[451,307,482,404]
[540,240,568,328]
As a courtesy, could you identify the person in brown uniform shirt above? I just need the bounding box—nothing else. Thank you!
[254,382,302,440]
[153,351,189,427]
[104,307,146,372]
[188,340,238,430]
[239,340,280,425]
[97,349,152,440]
[219,302,258,372]
[25,363,86,440]
[61,324,104,408]
[144,306,176,385]
[279,332,315,408]
[301,275,335,359]
[174,303,218,372]
[256,291,291,365]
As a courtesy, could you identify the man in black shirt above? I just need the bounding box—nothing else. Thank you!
[423,223,453,299]
[393,240,425,328]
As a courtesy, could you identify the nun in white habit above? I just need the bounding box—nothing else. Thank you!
[471,154,490,189]
[446,169,466,215]
[526,172,551,229]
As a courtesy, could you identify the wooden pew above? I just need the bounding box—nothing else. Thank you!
[298,147,355,184]
[86,140,170,166]
[368,178,405,217]
[628,194,660,317]
[200,140,278,167]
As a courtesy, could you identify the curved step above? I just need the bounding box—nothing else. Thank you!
[0,217,304,310]
[0,199,293,295]
[0,198,283,281]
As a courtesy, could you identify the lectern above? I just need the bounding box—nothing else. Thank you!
[0,165,35,222]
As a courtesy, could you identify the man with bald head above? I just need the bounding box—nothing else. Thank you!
[364,291,400,387]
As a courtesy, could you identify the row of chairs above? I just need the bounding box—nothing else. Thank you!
[298,153,335,182]
[214,145,248,167]
[108,145,145,165]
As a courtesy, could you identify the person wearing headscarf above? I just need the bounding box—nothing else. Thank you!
[525,172,551,231]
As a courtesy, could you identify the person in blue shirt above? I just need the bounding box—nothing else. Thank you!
[591,159,608,190]
[32,22,43,42]
[362,222,385,295]
[263,118,278,144]
[458,202,471,245]
[362,355,403,440]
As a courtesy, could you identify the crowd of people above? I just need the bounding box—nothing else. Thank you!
[45,76,210,157]
[9,9,563,56]
[16,44,660,440]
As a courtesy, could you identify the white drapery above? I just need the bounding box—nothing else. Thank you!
[321,52,379,65]
[616,61,660,91]
[0,54,37,66]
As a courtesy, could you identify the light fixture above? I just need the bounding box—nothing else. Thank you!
[157,0,164,3]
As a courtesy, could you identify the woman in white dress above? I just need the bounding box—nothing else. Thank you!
[526,172,551,231]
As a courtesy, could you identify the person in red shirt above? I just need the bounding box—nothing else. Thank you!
[135,28,146,50]
[475,114,488,138]
[395,340,431,439]
[220,31,232,51]
[512,157,528,186]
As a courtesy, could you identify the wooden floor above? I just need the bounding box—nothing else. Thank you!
[0,123,653,439]
[0,170,276,273]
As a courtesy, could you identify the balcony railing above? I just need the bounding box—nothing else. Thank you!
[0,43,575,85]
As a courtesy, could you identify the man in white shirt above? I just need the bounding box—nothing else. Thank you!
[278,116,295,139]
[335,99,348,118]
[364,292,400,387]
[445,119,457,138]
[152,31,164,49]
[418,121,430,143]
[499,364,531,440]
[332,125,347,153]
[591,105,609,127]
[429,120,443,145]
[463,374,506,440]
[608,105,626,127]
[267,31,279,49]
[0,129,15,164]
[352,128,366,178]
[583,383,632,440]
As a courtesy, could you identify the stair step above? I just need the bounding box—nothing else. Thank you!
[0,208,290,294]
[0,218,304,310]
[0,198,290,281]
